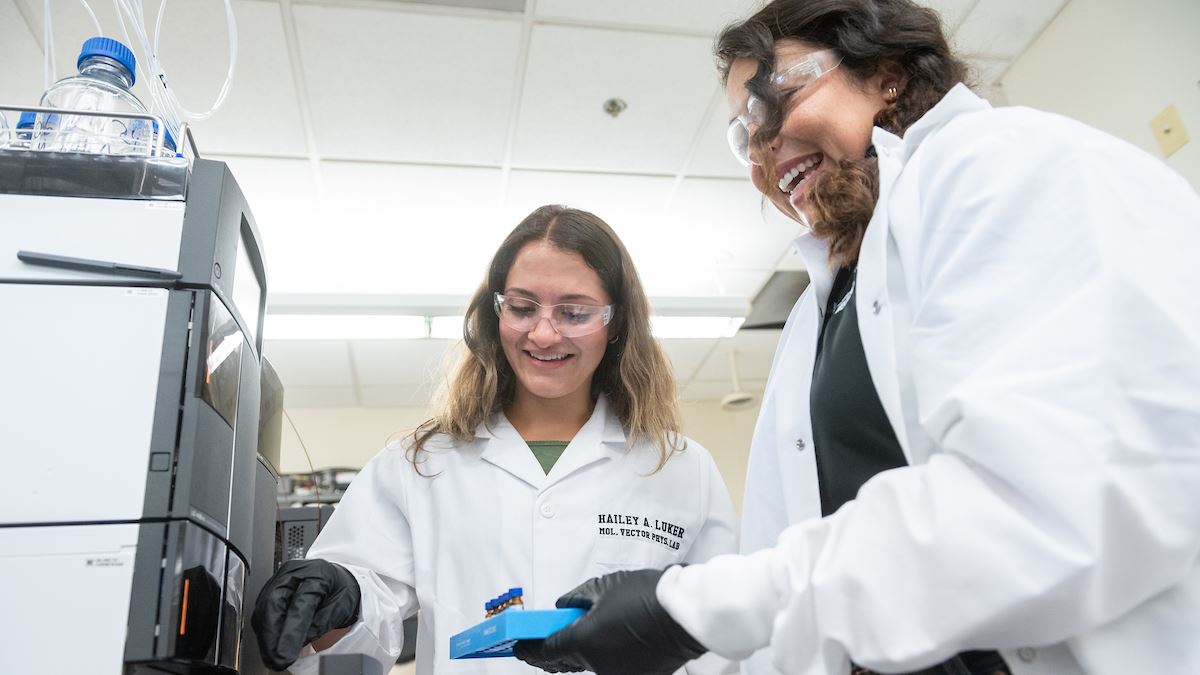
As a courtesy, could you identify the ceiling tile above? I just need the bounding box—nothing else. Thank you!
[916,0,979,31]
[313,160,507,294]
[511,25,715,173]
[208,155,330,294]
[352,339,458,387]
[667,177,800,272]
[953,0,1069,59]
[660,338,718,381]
[293,5,521,164]
[503,168,672,238]
[535,0,762,34]
[686,88,752,178]
[690,330,783,381]
[161,1,306,156]
[263,339,354,387]
[279,386,359,409]
[714,268,774,299]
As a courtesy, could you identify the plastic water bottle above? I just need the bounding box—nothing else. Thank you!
[38,37,155,155]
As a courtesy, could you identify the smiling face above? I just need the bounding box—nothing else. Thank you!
[499,240,613,407]
[725,40,890,224]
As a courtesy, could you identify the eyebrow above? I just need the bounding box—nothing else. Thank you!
[506,288,603,304]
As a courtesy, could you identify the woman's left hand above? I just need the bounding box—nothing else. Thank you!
[513,568,707,675]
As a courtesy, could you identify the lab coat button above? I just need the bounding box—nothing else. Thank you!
[795,438,806,451]
[1017,647,1037,663]
[539,502,556,518]
[871,300,882,315]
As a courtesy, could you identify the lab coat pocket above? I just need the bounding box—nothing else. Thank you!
[590,530,680,574]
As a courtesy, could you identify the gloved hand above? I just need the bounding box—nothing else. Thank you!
[251,558,362,671]
[513,568,706,675]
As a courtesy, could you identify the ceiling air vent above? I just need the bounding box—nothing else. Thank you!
[743,270,810,330]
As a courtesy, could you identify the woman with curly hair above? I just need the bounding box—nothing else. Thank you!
[514,2,1200,674]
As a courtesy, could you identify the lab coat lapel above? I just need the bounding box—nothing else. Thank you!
[855,128,913,460]
[476,414,549,490]
[770,234,828,523]
[544,395,623,488]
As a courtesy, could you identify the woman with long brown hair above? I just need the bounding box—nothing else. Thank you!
[251,205,737,675]
[513,1,1200,674]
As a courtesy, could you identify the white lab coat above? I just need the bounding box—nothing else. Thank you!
[658,84,1200,675]
[288,395,738,675]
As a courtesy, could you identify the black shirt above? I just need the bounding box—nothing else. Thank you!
[808,266,1011,675]
[809,265,908,517]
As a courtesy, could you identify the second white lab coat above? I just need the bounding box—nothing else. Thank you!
[658,85,1200,675]
[289,395,738,675]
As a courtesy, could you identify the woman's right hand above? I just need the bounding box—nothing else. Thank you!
[251,558,362,671]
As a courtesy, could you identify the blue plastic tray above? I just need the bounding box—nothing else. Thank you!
[449,608,585,659]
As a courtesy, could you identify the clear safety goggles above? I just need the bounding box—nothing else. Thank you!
[727,49,843,167]
[493,293,614,338]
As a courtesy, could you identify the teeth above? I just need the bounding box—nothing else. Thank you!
[531,353,568,361]
[777,155,821,193]
[778,166,801,192]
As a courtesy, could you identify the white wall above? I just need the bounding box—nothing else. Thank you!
[278,399,761,512]
[1000,0,1200,188]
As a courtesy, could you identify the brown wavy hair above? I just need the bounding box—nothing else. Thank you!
[406,205,684,472]
[716,0,968,267]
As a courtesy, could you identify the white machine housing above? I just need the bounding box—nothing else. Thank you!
[0,150,281,675]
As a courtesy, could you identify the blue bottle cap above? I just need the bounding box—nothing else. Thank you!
[78,37,138,85]
[485,599,496,611]
[18,112,37,129]
[508,587,523,596]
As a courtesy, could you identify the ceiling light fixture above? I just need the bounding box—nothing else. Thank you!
[264,295,749,341]
[650,316,745,339]
[262,313,745,341]
[264,314,428,340]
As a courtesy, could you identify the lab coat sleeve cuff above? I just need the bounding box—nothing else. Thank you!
[285,621,395,675]
[286,565,409,674]
[657,548,790,661]
[346,564,409,658]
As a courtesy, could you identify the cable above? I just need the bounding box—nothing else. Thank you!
[43,0,56,90]
[283,408,322,512]
[152,0,239,122]
[78,0,103,37]
[107,0,238,144]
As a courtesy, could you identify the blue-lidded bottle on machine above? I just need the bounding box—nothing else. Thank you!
[37,37,164,156]
[12,112,38,150]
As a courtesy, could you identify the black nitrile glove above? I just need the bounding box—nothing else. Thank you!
[513,568,706,675]
[251,559,362,671]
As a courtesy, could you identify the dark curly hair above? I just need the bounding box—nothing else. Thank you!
[717,0,968,267]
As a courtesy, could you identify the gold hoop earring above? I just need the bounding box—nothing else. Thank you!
[886,86,898,102]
